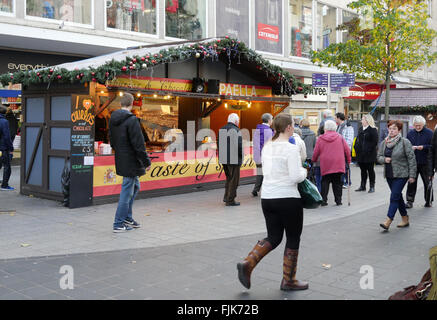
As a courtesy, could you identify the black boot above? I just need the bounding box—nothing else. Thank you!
[355,185,366,192]
[368,186,375,193]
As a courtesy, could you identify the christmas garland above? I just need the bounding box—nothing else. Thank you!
[0,37,311,96]
[374,105,437,114]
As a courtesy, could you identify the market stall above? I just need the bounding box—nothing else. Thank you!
[0,37,310,208]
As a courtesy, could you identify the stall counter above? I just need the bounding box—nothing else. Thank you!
[93,147,256,197]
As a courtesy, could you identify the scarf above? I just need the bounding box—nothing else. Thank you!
[385,133,402,149]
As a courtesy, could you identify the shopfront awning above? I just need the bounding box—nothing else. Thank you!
[0,89,21,98]
[370,88,437,107]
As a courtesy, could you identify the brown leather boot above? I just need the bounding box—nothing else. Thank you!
[380,218,393,230]
[237,239,272,289]
[280,248,309,290]
[397,215,410,228]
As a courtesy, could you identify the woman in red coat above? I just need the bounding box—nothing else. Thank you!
[312,120,351,206]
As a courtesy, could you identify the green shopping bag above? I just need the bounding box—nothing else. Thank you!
[298,179,323,209]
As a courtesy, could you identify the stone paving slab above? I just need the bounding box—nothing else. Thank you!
[0,198,436,300]
[0,165,409,260]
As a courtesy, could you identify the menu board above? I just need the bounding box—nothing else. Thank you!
[69,95,95,208]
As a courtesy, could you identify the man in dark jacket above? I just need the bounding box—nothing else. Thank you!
[218,113,243,206]
[252,113,273,197]
[406,116,433,208]
[5,108,18,143]
[109,93,151,232]
[0,105,14,191]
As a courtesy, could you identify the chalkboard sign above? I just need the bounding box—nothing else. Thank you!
[69,95,95,208]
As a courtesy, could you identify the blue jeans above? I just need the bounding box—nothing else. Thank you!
[314,167,322,193]
[386,178,408,220]
[113,176,140,228]
[341,165,351,186]
[0,150,12,188]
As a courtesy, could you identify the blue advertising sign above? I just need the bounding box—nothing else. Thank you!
[330,73,355,89]
[312,73,328,87]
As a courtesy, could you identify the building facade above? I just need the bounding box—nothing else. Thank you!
[1,0,437,124]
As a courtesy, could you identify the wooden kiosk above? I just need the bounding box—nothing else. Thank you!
[0,38,310,208]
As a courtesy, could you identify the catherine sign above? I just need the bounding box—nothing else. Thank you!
[216,0,249,44]
[255,0,283,54]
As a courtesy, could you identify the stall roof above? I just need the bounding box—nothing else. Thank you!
[370,88,437,107]
[0,37,311,97]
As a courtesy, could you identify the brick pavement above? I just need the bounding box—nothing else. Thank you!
[0,164,436,300]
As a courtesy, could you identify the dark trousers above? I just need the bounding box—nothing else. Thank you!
[358,162,375,188]
[261,198,303,250]
[387,178,408,219]
[253,164,263,193]
[223,164,240,203]
[321,173,343,204]
[0,150,12,188]
[406,163,430,203]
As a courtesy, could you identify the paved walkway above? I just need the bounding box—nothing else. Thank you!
[1,165,394,260]
[1,165,436,300]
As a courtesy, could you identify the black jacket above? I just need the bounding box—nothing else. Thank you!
[354,126,378,163]
[109,109,151,177]
[218,122,243,166]
[428,129,437,176]
[5,112,18,142]
[0,114,13,152]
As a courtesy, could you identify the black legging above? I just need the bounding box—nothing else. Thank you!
[261,198,304,250]
[358,162,376,188]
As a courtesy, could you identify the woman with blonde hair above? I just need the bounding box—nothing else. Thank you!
[237,113,309,291]
[354,114,378,193]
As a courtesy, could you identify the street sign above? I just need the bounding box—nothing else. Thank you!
[330,73,355,90]
[312,73,329,87]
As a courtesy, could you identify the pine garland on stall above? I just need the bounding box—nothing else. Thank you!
[0,37,311,96]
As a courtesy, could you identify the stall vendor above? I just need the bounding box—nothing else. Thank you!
[95,108,110,143]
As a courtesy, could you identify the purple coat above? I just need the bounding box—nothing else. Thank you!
[253,123,274,164]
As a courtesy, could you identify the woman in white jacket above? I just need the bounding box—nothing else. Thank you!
[237,113,309,291]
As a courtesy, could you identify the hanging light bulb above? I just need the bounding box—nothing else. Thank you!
[119,92,124,97]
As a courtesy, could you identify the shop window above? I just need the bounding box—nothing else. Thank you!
[316,2,337,50]
[165,0,206,40]
[106,0,157,34]
[26,0,92,24]
[289,0,313,58]
[0,0,13,13]
[341,10,359,43]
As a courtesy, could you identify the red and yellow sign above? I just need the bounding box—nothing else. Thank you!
[107,76,272,97]
[93,148,256,197]
[107,76,192,92]
[219,83,272,97]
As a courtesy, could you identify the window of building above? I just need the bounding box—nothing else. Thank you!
[0,0,13,14]
[26,0,92,24]
[165,0,206,40]
[341,10,359,43]
[428,0,433,17]
[289,0,313,58]
[106,0,157,34]
[316,3,337,50]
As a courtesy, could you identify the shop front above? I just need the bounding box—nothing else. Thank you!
[343,82,396,120]
[1,38,309,208]
[285,85,339,132]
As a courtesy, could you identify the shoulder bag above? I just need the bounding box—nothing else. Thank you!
[298,179,323,209]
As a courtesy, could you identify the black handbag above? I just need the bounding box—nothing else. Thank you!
[298,179,323,209]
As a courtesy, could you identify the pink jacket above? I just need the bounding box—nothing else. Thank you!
[312,131,351,176]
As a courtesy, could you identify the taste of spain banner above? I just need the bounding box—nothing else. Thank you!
[93,147,256,197]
